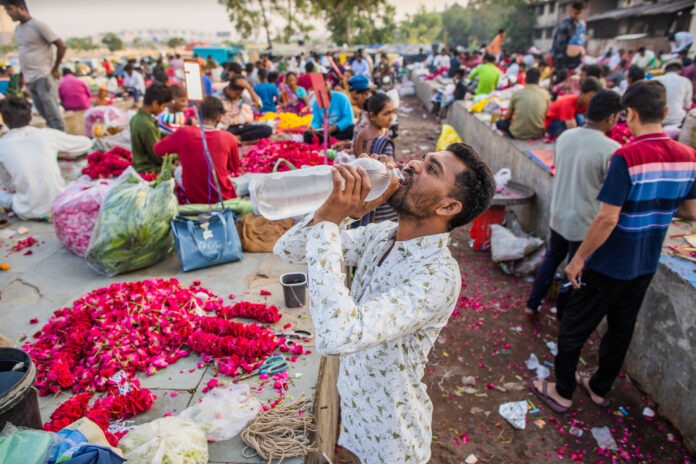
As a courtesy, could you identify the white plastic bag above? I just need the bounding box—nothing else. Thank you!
[118,417,208,464]
[490,225,544,263]
[493,168,511,193]
[179,383,261,442]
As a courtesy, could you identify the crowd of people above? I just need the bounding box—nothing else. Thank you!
[1,0,696,463]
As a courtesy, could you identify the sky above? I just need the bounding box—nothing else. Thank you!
[25,0,447,38]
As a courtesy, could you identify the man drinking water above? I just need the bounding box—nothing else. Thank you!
[274,144,495,463]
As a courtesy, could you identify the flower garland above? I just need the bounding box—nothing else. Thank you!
[217,301,282,323]
[24,279,283,444]
[239,139,333,174]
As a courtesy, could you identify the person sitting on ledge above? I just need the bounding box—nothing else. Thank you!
[496,67,550,140]
[544,76,601,138]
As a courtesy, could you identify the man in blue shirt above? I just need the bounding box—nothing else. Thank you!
[351,53,370,79]
[253,69,279,114]
[303,75,354,144]
[529,81,696,413]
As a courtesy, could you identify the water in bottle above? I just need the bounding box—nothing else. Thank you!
[252,157,402,220]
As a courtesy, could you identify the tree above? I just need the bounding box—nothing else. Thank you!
[0,40,18,55]
[275,0,314,43]
[312,0,395,45]
[399,6,442,44]
[167,37,186,48]
[440,4,473,48]
[67,37,99,51]
[101,33,124,52]
[219,0,277,49]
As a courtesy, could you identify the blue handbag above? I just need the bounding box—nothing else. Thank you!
[171,209,242,271]
[169,117,243,271]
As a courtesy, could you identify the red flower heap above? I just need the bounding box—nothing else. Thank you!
[82,147,134,179]
[239,139,333,174]
[25,278,283,444]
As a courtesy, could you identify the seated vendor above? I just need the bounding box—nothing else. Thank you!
[157,84,195,134]
[253,68,279,114]
[468,53,501,95]
[303,75,355,144]
[496,68,550,139]
[544,76,601,138]
[154,96,240,204]
[221,76,273,142]
[0,96,91,219]
[130,82,173,174]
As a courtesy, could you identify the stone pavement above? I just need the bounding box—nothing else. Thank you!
[0,218,324,463]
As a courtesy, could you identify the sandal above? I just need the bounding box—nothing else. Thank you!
[576,372,610,408]
[528,378,570,413]
[0,218,9,230]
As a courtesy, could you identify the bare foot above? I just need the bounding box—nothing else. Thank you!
[525,306,539,316]
[576,372,608,406]
[531,378,572,409]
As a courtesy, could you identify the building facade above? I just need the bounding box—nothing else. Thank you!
[530,0,696,57]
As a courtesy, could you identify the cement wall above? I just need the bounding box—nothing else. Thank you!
[625,265,696,454]
[445,100,553,239]
[409,74,696,453]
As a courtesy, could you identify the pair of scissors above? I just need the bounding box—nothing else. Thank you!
[236,355,288,381]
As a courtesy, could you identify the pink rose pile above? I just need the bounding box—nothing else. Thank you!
[240,139,333,174]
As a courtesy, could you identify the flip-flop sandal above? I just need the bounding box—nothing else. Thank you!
[527,378,570,414]
[576,372,610,408]
[0,218,9,230]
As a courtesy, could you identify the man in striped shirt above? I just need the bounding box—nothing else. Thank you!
[530,80,696,412]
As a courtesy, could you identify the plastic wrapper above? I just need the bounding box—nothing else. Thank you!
[0,423,60,464]
[490,224,544,263]
[435,124,463,151]
[493,168,511,193]
[179,384,261,442]
[86,166,178,277]
[84,106,130,139]
[51,176,115,257]
[118,417,208,464]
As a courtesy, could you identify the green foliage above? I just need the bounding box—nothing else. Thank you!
[66,37,99,51]
[275,0,314,43]
[0,41,18,55]
[396,0,535,53]
[101,33,124,52]
[167,37,186,48]
[312,0,395,45]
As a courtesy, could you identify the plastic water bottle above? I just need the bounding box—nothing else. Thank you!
[252,158,402,220]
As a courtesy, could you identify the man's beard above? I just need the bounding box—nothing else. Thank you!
[388,185,439,220]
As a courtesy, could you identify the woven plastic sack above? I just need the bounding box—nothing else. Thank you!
[51,176,115,257]
[436,124,463,151]
[0,423,60,464]
[179,384,261,441]
[85,167,177,276]
[118,417,208,464]
[84,106,130,139]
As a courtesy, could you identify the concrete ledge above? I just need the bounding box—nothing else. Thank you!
[445,101,553,239]
[411,75,441,113]
[625,259,696,454]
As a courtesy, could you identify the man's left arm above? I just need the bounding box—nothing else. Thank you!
[51,39,67,80]
[305,221,459,356]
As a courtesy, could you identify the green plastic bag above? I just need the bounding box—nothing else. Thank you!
[86,165,178,277]
[0,423,58,464]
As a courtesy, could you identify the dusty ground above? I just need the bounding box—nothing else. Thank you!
[336,96,695,464]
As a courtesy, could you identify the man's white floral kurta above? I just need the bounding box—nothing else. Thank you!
[274,216,460,464]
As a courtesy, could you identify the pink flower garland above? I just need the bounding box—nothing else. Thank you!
[239,139,334,174]
[217,301,282,323]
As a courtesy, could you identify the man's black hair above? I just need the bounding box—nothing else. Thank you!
[581,63,601,78]
[586,89,623,123]
[244,62,254,73]
[483,53,495,62]
[154,70,168,85]
[580,76,601,93]
[0,96,31,129]
[622,80,666,124]
[125,64,134,72]
[143,82,173,106]
[305,62,315,73]
[455,68,465,78]
[229,62,243,75]
[257,68,268,80]
[668,33,676,42]
[2,0,27,8]
[638,46,646,53]
[62,68,73,76]
[268,71,278,84]
[228,75,246,91]
[446,143,496,230]
[200,96,225,121]
[627,64,645,83]
[498,28,505,34]
[526,67,541,84]
[665,61,683,72]
[571,1,585,10]
[170,84,186,98]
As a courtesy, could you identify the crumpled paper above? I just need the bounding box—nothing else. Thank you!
[498,400,528,430]
[525,353,550,379]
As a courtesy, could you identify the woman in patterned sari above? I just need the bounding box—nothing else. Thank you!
[278,72,308,114]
